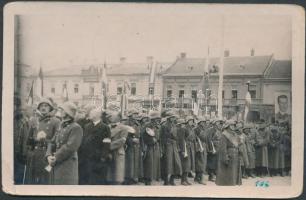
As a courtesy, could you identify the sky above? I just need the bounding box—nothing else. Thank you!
[17,4,292,70]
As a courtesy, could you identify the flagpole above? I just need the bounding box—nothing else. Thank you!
[217,16,225,119]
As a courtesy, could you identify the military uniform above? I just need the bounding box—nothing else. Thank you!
[46,119,83,184]
[124,118,141,184]
[216,122,241,186]
[254,126,270,177]
[244,127,256,177]
[26,114,60,184]
[160,120,182,185]
[268,126,282,176]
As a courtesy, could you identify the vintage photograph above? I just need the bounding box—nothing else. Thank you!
[2,2,304,198]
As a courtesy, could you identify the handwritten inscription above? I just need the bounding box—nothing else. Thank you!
[255,180,270,187]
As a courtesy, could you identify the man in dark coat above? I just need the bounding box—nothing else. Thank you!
[177,118,192,185]
[79,108,111,184]
[46,101,83,185]
[216,120,242,186]
[14,106,30,184]
[268,123,281,177]
[124,109,141,185]
[26,98,60,184]
[76,106,93,184]
[184,116,196,177]
[206,119,223,182]
[193,117,208,185]
[243,125,256,178]
[160,111,182,185]
[236,121,249,179]
[254,120,270,177]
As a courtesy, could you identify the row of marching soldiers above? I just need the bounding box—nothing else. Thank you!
[14,98,291,186]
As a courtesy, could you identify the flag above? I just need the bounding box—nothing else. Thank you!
[192,101,199,117]
[62,81,69,102]
[101,62,108,109]
[148,62,157,96]
[244,91,252,122]
[200,47,210,93]
[27,80,34,105]
[121,81,130,117]
[37,66,44,98]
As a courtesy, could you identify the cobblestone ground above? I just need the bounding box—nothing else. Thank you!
[141,175,291,186]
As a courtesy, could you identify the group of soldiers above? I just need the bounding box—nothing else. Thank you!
[14,97,291,186]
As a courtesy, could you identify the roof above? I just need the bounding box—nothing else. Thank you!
[266,60,291,78]
[163,55,273,77]
[45,62,172,76]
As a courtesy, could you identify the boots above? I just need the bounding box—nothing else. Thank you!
[199,173,207,185]
[181,173,189,186]
[169,175,176,186]
[163,175,170,185]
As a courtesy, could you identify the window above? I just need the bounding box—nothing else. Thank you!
[89,86,95,96]
[191,90,197,100]
[51,87,55,94]
[74,84,79,94]
[149,88,154,95]
[179,90,185,98]
[117,87,123,95]
[167,90,172,98]
[249,90,256,99]
[222,90,225,99]
[231,90,238,99]
[131,83,136,95]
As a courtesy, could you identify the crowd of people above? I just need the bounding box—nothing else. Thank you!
[14,97,291,186]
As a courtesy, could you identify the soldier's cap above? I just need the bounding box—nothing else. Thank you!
[242,124,252,132]
[196,117,206,124]
[37,97,54,111]
[212,118,223,124]
[138,113,149,121]
[59,101,77,118]
[127,109,139,117]
[160,118,167,124]
[185,115,194,122]
[148,110,161,119]
[223,119,237,129]
[177,118,186,125]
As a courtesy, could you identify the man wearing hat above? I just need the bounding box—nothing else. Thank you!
[124,109,141,185]
[254,119,270,177]
[193,117,208,185]
[177,118,192,185]
[243,124,256,178]
[106,111,132,185]
[160,111,182,185]
[25,98,61,184]
[78,108,111,184]
[184,116,196,178]
[138,113,150,183]
[216,120,242,186]
[206,118,223,182]
[46,101,83,184]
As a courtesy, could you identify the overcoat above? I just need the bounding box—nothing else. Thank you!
[107,124,129,183]
[160,121,182,176]
[177,125,191,173]
[79,121,111,184]
[238,132,249,168]
[206,127,222,171]
[216,129,241,186]
[47,120,83,185]
[268,129,282,169]
[26,115,60,184]
[255,128,270,167]
[124,119,141,181]
[185,124,196,172]
[152,124,161,180]
[282,132,291,168]
[194,126,208,174]
[245,129,256,169]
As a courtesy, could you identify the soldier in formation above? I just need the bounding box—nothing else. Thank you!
[15,98,291,186]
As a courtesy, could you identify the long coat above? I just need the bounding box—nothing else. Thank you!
[177,125,191,173]
[194,126,208,174]
[160,121,182,176]
[282,131,291,168]
[245,129,256,169]
[141,122,157,180]
[255,128,270,167]
[107,124,129,183]
[79,121,111,184]
[26,115,60,184]
[185,125,196,172]
[206,127,222,171]
[124,119,141,181]
[268,129,282,169]
[152,124,161,181]
[238,132,249,168]
[47,120,83,185]
[216,129,241,186]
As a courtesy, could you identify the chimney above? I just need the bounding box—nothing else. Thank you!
[224,49,230,57]
[120,57,126,64]
[180,52,186,59]
[251,48,255,56]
